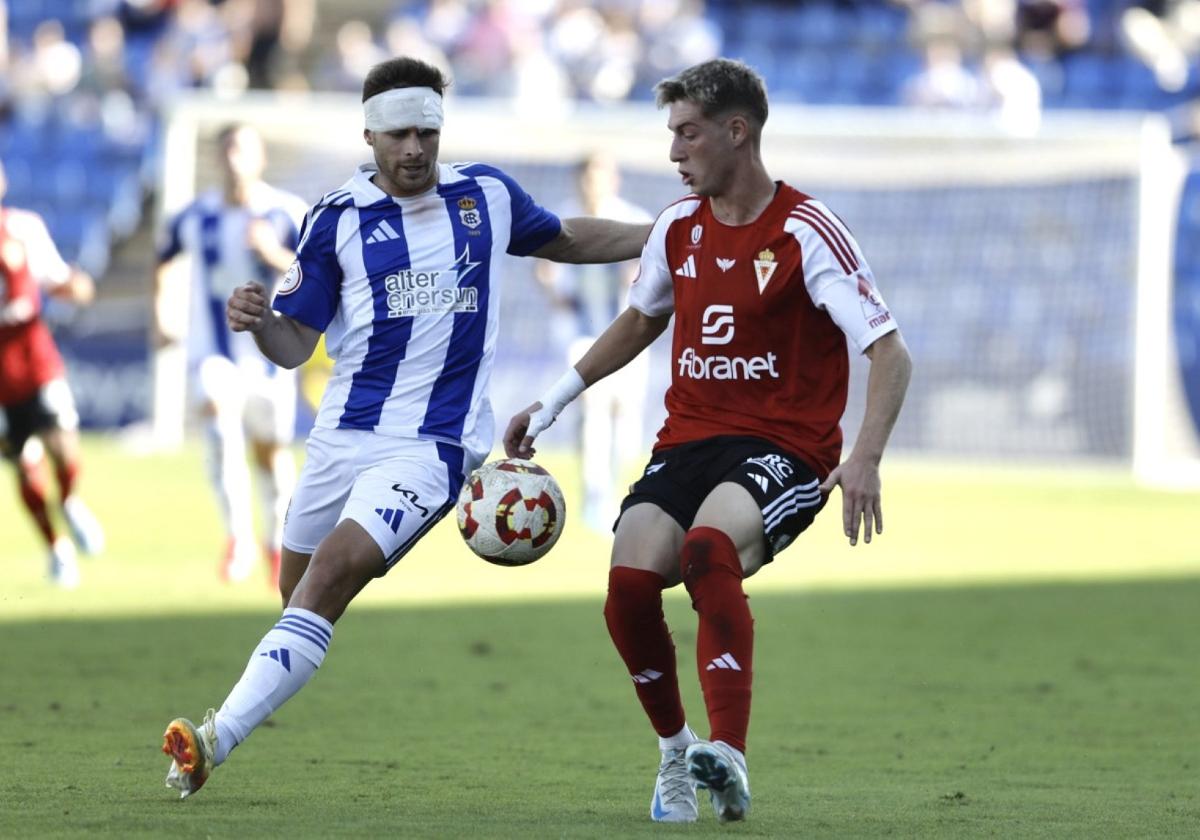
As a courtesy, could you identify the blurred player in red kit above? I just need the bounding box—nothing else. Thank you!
[0,159,105,588]
[505,59,912,824]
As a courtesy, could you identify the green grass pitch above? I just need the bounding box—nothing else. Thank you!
[0,436,1197,837]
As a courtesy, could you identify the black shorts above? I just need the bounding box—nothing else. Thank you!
[618,435,827,561]
[1,383,74,460]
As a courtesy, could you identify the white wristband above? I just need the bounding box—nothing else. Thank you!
[526,368,586,439]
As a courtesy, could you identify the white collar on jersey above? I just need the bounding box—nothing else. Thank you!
[363,87,443,132]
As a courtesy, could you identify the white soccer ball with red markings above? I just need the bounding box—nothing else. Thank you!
[456,458,567,566]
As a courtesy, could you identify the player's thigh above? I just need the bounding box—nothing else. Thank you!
[339,436,466,574]
[283,428,357,555]
[611,502,686,584]
[692,482,769,578]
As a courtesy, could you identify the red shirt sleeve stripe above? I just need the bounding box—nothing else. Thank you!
[800,201,858,267]
[790,204,858,274]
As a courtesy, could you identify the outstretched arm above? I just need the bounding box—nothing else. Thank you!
[503,306,670,458]
[818,329,912,545]
[530,217,651,264]
[226,281,320,369]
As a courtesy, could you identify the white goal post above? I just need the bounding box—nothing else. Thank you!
[154,91,1200,487]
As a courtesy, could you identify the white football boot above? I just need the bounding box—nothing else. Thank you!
[163,709,218,799]
[48,537,80,589]
[685,740,751,823]
[650,743,699,823]
[63,495,105,555]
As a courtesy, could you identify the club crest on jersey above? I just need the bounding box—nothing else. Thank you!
[457,196,482,230]
[753,249,777,294]
[857,272,891,328]
[277,260,302,296]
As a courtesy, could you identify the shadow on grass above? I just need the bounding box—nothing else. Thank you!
[1,578,1197,838]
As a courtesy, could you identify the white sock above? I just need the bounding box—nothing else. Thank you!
[212,607,333,765]
[659,724,698,751]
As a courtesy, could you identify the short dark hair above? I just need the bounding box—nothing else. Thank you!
[654,58,768,129]
[362,57,450,102]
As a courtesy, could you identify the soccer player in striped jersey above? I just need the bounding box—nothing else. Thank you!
[505,59,913,824]
[0,159,104,588]
[154,123,307,585]
[160,57,652,799]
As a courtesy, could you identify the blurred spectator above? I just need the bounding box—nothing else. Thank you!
[1121,0,1200,93]
[1016,0,1091,58]
[222,0,315,91]
[22,20,83,104]
[903,5,987,110]
[78,16,131,102]
[313,19,386,93]
[638,0,721,82]
[385,17,452,80]
[981,43,1042,134]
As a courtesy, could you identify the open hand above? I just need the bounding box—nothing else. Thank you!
[502,402,543,459]
[818,458,883,546]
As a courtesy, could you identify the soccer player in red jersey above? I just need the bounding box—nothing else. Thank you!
[504,58,912,824]
[0,159,105,588]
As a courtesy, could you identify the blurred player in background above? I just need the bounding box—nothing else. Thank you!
[505,59,913,824]
[160,56,652,800]
[0,159,105,588]
[154,123,306,586]
[536,152,653,531]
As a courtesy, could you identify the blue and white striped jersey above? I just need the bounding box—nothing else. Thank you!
[273,162,561,459]
[159,184,307,373]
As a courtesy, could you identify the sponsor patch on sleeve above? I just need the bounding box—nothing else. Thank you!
[277,260,302,296]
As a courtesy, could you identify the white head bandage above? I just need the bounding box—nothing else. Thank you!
[363,86,444,132]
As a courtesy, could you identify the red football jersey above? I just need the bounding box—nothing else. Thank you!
[0,208,71,405]
[628,182,897,478]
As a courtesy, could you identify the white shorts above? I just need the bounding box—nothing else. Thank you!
[282,427,478,572]
[194,355,297,444]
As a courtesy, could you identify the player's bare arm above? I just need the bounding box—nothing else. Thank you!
[46,268,95,306]
[531,217,651,264]
[246,218,296,272]
[503,306,670,458]
[226,281,320,369]
[818,330,912,546]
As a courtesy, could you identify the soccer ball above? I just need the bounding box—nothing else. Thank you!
[456,458,566,566]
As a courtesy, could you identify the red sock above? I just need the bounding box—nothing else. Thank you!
[680,526,753,754]
[17,461,56,545]
[604,566,687,737]
[54,457,79,500]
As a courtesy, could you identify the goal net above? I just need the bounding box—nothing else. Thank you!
[154,92,1200,486]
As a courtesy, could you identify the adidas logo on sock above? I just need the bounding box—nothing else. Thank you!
[631,668,663,684]
[260,648,292,672]
[365,220,401,244]
[705,653,741,671]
